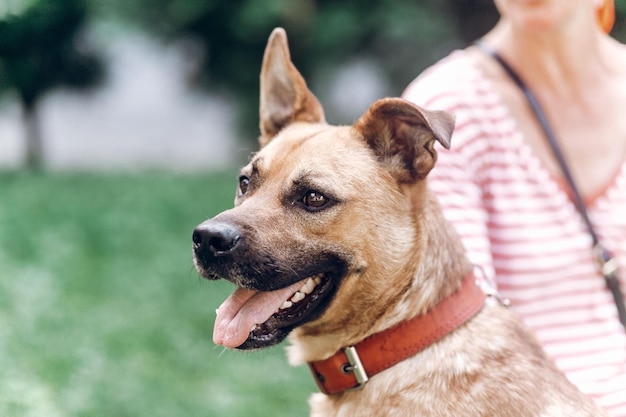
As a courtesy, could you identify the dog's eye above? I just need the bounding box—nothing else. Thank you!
[303,191,327,208]
[238,176,250,195]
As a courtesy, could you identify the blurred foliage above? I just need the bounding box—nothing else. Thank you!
[95,0,626,140]
[0,0,105,168]
[5,0,626,146]
[95,0,500,138]
[0,0,104,105]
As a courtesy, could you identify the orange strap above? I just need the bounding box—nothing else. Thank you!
[308,273,486,395]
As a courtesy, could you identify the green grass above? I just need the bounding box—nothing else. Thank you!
[0,170,316,417]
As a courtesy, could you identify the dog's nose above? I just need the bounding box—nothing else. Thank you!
[192,222,241,256]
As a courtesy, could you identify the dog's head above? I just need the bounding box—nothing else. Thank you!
[192,28,454,351]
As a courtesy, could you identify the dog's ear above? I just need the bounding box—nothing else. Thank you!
[354,98,455,183]
[259,27,325,147]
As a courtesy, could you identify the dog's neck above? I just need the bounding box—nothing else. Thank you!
[406,191,474,311]
[307,271,486,395]
[287,186,474,365]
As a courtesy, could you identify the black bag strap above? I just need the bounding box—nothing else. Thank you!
[474,40,626,331]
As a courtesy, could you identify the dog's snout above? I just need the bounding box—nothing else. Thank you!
[192,222,241,256]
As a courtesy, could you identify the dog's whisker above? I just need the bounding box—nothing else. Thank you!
[212,343,232,358]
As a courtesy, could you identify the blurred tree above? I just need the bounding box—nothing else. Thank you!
[95,0,625,142]
[98,0,476,139]
[0,0,105,169]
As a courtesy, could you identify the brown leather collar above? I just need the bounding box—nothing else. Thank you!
[307,273,486,395]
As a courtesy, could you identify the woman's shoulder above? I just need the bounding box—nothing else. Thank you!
[403,48,514,162]
[402,49,486,108]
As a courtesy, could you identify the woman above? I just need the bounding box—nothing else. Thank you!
[402,0,626,415]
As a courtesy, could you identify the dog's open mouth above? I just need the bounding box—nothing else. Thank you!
[213,273,335,350]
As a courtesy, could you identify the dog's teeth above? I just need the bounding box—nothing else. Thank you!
[250,324,257,332]
[301,278,315,294]
[291,291,305,303]
[280,276,323,309]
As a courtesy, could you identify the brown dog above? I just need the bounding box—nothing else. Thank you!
[192,28,608,417]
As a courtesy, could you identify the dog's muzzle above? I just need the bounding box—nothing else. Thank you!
[192,221,241,257]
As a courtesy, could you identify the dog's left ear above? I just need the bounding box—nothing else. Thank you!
[259,27,326,147]
[354,98,455,183]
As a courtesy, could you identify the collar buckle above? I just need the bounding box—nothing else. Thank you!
[342,346,369,390]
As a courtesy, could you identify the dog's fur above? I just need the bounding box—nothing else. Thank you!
[192,28,608,417]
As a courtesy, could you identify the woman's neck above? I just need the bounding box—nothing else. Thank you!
[481,20,614,96]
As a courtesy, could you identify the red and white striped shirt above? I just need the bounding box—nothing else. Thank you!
[403,50,626,416]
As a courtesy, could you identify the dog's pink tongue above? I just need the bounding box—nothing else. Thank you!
[213,279,306,348]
